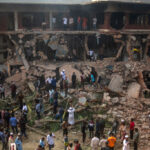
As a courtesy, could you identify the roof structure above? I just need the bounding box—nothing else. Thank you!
[0,0,149,5]
[92,0,150,4]
[0,0,91,5]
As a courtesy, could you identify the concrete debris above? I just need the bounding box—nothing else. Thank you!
[127,82,141,99]
[78,97,87,105]
[108,74,123,93]
[28,82,35,92]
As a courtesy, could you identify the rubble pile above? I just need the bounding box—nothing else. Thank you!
[1,58,150,149]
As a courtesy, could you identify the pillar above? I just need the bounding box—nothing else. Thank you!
[14,11,18,31]
[124,13,129,29]
[104,12,111,29]
[49,11,53,30]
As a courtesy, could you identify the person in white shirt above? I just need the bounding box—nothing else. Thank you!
[91,134,100,150]
[52,17,56,29]
[49,89,54,104]
[89,50,94,61]
[69,17,74,30]
[99,135,107,150]
[68,107,75,125]
[93,17,97,30]
[123,135,130,150]
[63,17,68,30]
[46,76,52,84]
[22,103,28,113]
[61,70,66,80]
[47,132,55,150]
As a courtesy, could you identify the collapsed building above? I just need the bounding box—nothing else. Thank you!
[0,0,150,68]
[0,1,149,149]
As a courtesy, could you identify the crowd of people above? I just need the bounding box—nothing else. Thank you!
[50,16,97,31]
[0,68,140,150]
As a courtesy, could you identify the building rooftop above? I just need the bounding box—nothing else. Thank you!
[0,0,149,5]
[92,0,150,4]
[0,0,91,5]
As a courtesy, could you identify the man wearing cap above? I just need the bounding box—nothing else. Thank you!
[15,133,23,150]
[107,133,116,150]
[123,135,130,150]
[61,70,66,80]
[67,106,75,125]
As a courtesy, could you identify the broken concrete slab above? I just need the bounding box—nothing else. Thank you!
[78,97,87,105]
[28,82,35,92]
[127,82,141,99]
[108,74,123,93]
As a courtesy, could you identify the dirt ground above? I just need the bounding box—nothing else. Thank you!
[0,129,149,150]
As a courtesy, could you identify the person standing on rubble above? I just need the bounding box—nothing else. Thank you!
[51,77,56,90]
[64,77,69,97]
[74,139,82,150]
[19,115,27,137]
[10,82,17,99]
[88,118,94,138]
[130,118,135,139]
[4,109,10,129]
[81,73,85,89]
[67,106,75,125]
[81,121,87,143]
[99,135,107,150]
[107,133,116,150]
[91,134,100,150]
[53,97,58,114]
[61,70,66,80]
[49,88,54,104]
[47,132,55,150]
[62,120,69,136]
[35,101,41,119]
[46,76,52,90]
[111,118,119,135]
[15,133,23,150]
[71,72,76,89]
[0,84,5,99]
[0,128,6,150]
[8,132,14,150]
[60,77,64,92]
[9,114,18,134]
[122,135,130,150]
[133,128,139,150]
[119,120,126,142]
[18,92,24,110]
[91,72,95,87]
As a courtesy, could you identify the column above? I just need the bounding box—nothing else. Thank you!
[14,11,18,31]
[124,13,129,29]
[104,12,111,29]
[49,11,53,30]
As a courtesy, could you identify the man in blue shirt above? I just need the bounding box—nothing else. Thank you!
[15,133,22,150]
[9,114,18,134]
[0,129,6,150]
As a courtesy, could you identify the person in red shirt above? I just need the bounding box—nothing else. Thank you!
[130,118,135,139]
[82,17,88,30]
[74,139,82,150]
